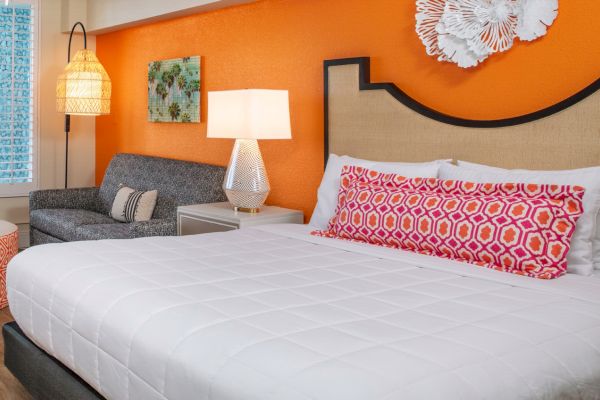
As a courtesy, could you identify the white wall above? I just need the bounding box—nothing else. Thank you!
[61,0,87,32]
[42,0,96,190]
[86,0,256,34]
[2,0,96,247]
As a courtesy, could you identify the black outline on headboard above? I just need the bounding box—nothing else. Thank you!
[324,57,600,166]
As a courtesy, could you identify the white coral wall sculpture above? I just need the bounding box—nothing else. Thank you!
[416,0,558,68]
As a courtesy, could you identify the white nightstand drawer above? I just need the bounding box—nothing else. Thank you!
[178,215,237,235]
[177,202,303,236]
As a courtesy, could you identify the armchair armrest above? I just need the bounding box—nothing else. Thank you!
[29,187,100,211]
[130,219,177,238]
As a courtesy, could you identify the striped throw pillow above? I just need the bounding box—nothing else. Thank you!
[110,186,158,222]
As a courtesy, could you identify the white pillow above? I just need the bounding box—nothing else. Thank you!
[309,154,449,230]
[441,162,600,276]
[110,186,158,222]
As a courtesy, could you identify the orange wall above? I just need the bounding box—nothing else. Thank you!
[96,0,600,218]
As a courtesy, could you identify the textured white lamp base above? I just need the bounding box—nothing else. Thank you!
[223,139,270,213]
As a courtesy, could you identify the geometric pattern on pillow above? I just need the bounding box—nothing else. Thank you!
[326,165,432,231]
[446,162,600,276]
[315,166,585,280]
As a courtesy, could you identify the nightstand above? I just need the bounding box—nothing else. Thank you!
[177,202,304,235]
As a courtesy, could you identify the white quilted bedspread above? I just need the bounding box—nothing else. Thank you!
[8,224,600,400]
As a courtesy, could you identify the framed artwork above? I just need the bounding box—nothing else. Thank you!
[148,56,200,123]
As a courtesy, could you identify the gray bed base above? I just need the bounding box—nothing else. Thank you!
[3,322,104,400]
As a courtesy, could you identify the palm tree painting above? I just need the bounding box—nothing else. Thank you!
[148,56,200,123]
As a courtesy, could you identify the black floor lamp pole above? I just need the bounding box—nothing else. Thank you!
[64,22,87,189]
[64,115,69,189]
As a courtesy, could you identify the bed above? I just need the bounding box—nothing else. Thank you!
[8,224,600,399]
[6,57,600,399]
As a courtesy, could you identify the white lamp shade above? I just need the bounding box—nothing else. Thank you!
[207,89,291,140]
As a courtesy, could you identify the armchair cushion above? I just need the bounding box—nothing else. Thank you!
[130,219,177,238]
[98,154,226,218]
[75,223,132,241]
[29,187,100,212]
[30,209,117,242]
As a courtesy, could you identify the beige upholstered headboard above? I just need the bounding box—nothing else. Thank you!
[325,58,600,170]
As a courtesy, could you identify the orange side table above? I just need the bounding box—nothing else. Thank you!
[0,221,18,309]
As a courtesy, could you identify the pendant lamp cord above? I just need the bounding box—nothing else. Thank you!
[64,22,87,188]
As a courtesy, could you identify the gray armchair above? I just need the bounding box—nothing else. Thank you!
[29,153,226,246]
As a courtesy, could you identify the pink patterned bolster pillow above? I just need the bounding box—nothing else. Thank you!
[325,165,436,231]
[313,166,585,280]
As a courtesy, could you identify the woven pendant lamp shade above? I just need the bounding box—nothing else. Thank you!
[56,49,111,116]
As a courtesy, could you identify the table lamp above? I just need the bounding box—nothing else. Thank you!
[207,89,291,213]
[56,22,111,188]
